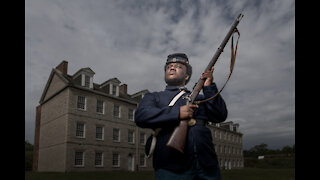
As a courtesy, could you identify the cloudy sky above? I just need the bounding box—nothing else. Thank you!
[25,0,295,150]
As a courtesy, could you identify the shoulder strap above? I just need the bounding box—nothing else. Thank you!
[147,91,186,158]
[168,90,186,107]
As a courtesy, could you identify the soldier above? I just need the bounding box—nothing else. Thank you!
[135,53,228,180]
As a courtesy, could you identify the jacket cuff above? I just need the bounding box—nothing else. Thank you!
[203,83,218,96]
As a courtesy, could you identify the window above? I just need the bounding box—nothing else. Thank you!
[77,96,86,110]
[96,100,104,114]
[128,130,134,144]
[112,85,117,95]
[114,105,120,118]
[84,75,90,88]
[112,153,120,167]
[140,132,145,145]
[140,154,146,167]
[96,126,104,140]
[128,109,134,121]
[76,123,85,138]
[75,151,84,167]
[113,128,120,142]
[95,152,103,167]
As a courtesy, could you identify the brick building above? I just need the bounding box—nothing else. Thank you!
[33,61,243,172]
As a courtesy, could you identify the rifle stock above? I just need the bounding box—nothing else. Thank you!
[166,13,244,153]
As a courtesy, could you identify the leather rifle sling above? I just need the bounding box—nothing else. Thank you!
[194,28,240,105]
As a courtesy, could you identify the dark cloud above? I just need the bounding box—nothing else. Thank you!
[25,0,295,150]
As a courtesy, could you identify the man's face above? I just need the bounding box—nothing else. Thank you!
[164,62,189,86]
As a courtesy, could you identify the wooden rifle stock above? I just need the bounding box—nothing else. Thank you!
[166,13,244,153]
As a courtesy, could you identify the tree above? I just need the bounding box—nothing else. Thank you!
[281,145,293,154]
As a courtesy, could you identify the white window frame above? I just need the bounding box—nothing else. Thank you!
[77,96,86,111]
[112,153,120,167]
[139,154,146,167]
[95,152,104,167]
[96,125,104,140]
[76,123,86,138]
[81,74,93,89]
[128,130,135,144]
[96,99,105,114]
[113,104,121,118]
[84,75,90,88]
[74,151,85,167]
[128,108,135,121]
[140,132,146,145]
[113,128,120,142]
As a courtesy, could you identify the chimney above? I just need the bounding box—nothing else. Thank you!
[120,84,127,94]
[56,60,68,75]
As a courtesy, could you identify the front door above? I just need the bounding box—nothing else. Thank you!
[128,154,134,171]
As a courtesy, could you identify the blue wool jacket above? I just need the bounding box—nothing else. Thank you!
[135,83,228,171]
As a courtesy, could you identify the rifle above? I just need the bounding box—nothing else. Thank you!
[166,13,244,153]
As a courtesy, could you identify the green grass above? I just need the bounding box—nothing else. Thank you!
[25,168,295,180]
[221,168,295,180]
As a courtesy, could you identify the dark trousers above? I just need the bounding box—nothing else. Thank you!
[155,159,221,180]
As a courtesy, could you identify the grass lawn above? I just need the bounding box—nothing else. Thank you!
[25,168,294,180]
[221,168,295,180]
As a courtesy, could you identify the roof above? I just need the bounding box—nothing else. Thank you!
[39,67,145,105]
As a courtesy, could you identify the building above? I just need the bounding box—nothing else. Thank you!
[33,61,243,172]
[208,122,244,169]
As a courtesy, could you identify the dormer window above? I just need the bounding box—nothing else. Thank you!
[112,84,117,95]
[100,78,121,97]
[72,68,95,89]
[84,75,90,88]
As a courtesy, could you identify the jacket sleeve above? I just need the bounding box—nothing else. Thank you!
[134,93,180,129]
[202,83,228,123]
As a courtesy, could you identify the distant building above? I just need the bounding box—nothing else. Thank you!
[208,122,244,169]
[33,61,243,172]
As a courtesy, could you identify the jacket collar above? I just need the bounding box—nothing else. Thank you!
[165,85,190,93]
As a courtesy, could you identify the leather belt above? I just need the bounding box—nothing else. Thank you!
[196,119,207,126]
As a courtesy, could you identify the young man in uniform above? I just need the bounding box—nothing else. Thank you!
[135,53,228,180]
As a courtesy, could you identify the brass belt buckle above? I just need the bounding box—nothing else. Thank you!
[188,118,196,126]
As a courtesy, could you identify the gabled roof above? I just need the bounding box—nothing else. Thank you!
[100,77,121,88]
[72,67,95,79]
[39,68,69,104]
[39,66,147,105]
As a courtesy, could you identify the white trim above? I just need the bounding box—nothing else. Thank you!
[96,99,105,114]
[113,104,121,118]
[113,128,121,142]
[76,122,86,139]
[116,86,119,96]
[112,153,120,167]
[128,154,135,171]
[89,76,93,89]
[96,125,104,141]
[128,130,135,144]
[139,154,146,167]
[77,95,87,111]
[94,152,104,167]
[74,151,85,167]
[109,84,113,95]
[81,74,85,86]
[128,108,134,121]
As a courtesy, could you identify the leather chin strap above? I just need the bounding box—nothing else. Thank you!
[194,28,240,105]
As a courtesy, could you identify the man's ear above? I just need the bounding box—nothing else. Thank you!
[185,74,190,81]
